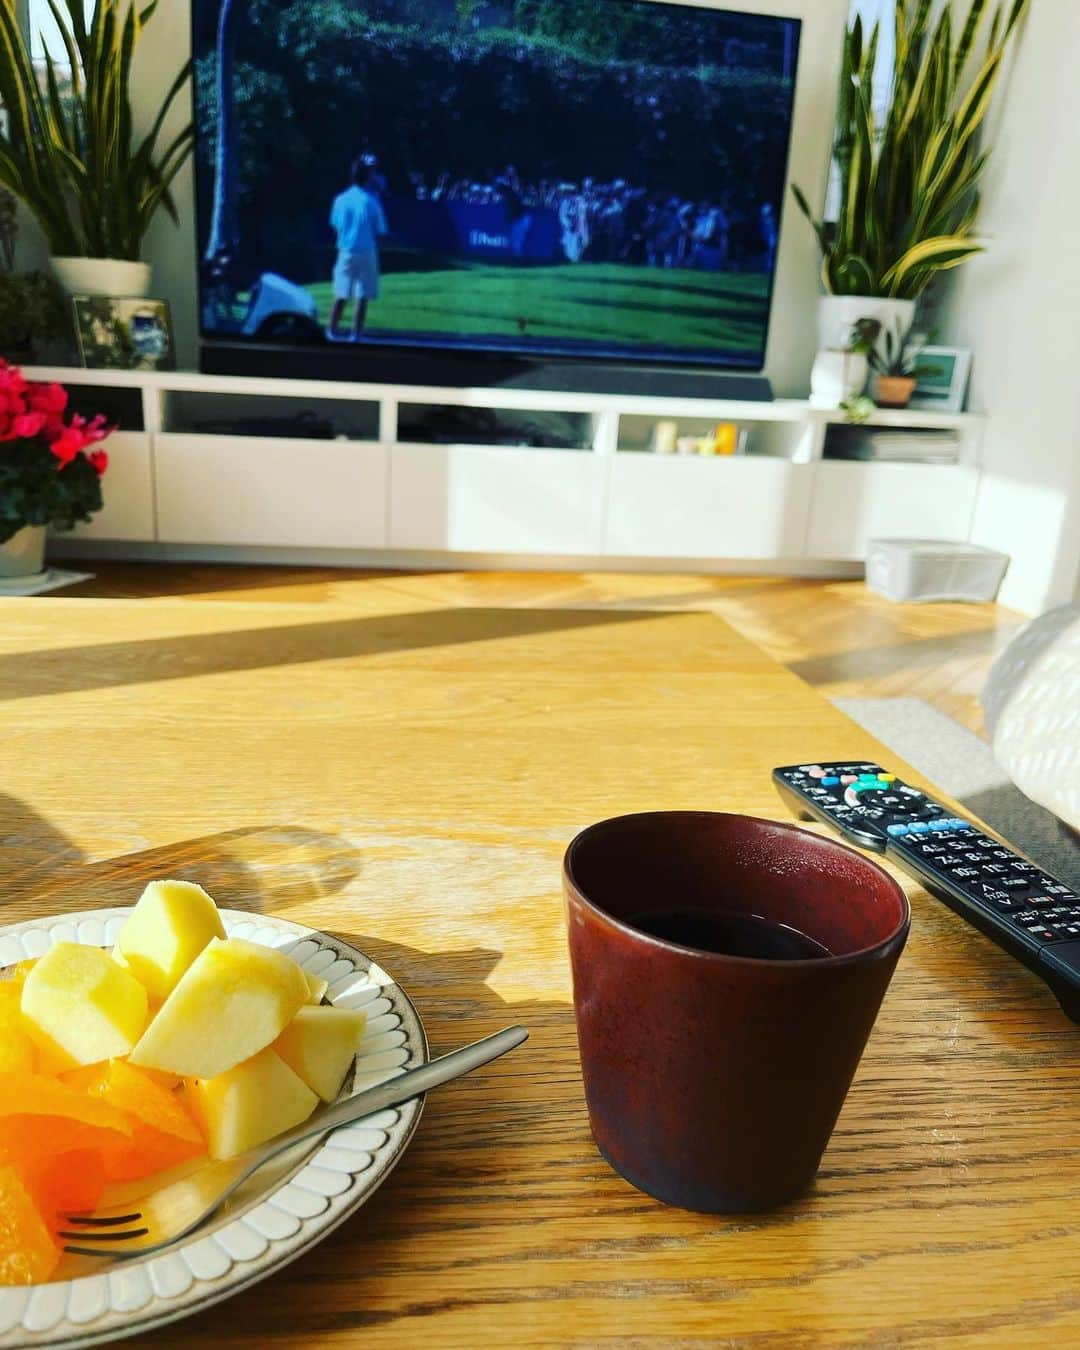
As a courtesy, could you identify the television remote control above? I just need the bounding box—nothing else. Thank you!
[772,761,1080,1023]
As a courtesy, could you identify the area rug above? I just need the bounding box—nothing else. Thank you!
[833,696,1080,890]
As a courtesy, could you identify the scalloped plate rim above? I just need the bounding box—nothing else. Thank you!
[0,906,429,1349]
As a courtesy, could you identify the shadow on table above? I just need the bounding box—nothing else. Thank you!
[0,606,658,702]
[56,562,414,602]
[0,791,362,921]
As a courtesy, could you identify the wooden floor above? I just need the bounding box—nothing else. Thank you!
[59,564,1025,736]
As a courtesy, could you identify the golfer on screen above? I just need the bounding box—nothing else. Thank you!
[328,155,387,340]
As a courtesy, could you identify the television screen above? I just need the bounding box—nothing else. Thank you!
[192,0,801,371]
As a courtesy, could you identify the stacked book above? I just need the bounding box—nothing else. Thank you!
[826,427,960,465]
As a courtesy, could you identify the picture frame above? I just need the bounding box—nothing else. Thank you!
[908,346,972,413]
[72,295,176,372]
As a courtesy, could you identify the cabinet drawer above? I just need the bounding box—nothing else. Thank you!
[154,435,388,547]
[605,456,811,559]
[390,445,604,554]
[67,432,154,541]
[807,462,977,559]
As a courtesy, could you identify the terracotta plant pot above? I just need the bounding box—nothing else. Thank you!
[875,374,917,408]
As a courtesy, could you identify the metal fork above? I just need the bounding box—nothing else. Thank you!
[60,1024,528,1258]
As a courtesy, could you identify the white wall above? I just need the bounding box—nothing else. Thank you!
[131,2,199,367]
[937,2,1080,615]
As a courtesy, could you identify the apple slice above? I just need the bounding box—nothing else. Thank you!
[184,1049,318,1160]
[21,943,149,1068]
[128,937,309,1079]
[273,1006,366,1101]
[116,880,226,1000]
[303,971,329,1005]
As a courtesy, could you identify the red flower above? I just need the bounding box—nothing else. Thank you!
[27,381,67,416]
[49,426,83,466]
[71,413,110,444]
[88,449,108,476]
[12,411,46,439]
[0,362,28,402]
[27,381,69,439]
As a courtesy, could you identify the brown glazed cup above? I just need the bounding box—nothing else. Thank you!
[564,812,909,1213]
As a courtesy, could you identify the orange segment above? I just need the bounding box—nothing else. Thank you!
[74,1060,205,1183]
[0,986,35,1074]
[0,1165,59,1286]
[20,1149,106,1223]
[0,1072,133,1162]
[93,1061,202,1144]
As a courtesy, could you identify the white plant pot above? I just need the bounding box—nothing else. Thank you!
[817,295,916,357]
[809,349,868,409]
[52,257,152,298]
[0,525,47,579]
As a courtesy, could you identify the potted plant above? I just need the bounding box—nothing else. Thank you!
[810,317,881,410]
[793,0,1029,355]
[869,323,927,408]
[0,189,71,362]
[0,360,111,578]
[0,1,193,298]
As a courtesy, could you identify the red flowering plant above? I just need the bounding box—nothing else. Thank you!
[0,360,110,544]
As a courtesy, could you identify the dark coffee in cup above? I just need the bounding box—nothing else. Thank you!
[626,908,831,959]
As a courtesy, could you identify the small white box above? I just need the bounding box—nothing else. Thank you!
[865,538,1009,603]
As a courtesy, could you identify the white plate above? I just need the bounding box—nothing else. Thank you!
[0,908,428,1348]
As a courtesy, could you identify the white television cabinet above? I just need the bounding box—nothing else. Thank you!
[31,366,984,575]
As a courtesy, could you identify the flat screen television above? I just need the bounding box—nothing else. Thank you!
[192,0,801,390]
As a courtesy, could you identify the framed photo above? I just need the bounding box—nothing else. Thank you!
[72,296,175,371]
[909,346,972,413]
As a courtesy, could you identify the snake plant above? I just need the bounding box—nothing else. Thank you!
[0,1,193,260]
[794,0,1029,299]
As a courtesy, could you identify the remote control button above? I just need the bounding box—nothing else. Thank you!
[920,804,946,817]
[937,853,964,866]
[1045,884,1076,898]
[878,794,905,808]
[897,785,923,798]
[1011,861,1037,873]
[887,823,910,837]
[808,767,826,778]
[840,774,857,784]
[1029,895,1054,906]
[999,877,1031,891]
[909,822,932,834]
[973,883,1010,903]
[877,773,897,783]
[953,867,980,880]
[981,864,1009,877]
[821,776,840,786]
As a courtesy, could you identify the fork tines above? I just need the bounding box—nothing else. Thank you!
[59,1211,150,1255]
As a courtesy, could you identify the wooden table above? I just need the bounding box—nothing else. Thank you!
[1,593,1077,1346]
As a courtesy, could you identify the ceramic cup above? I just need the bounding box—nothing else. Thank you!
[564,811,910,1213]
